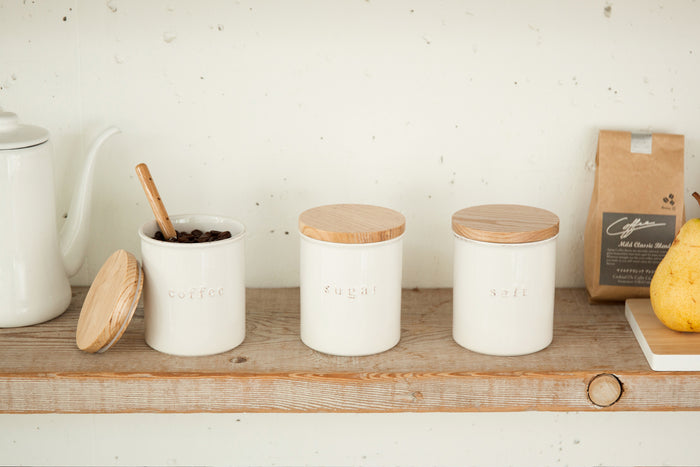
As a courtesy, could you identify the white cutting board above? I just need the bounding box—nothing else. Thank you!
[625,298,700,371]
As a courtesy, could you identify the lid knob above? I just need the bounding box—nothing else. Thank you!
[0,112,19,132]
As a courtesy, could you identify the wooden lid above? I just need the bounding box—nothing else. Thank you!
[76,250,143,353]
[299,204,406,244]
[452,204,559,244]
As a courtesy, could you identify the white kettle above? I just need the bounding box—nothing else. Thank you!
[0,110,119,327]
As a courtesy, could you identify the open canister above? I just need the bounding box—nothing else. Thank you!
[452,204,559,356]
[139,214,246,356]
[299,204,406,356]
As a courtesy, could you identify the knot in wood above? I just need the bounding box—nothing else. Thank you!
[587,373,622,407]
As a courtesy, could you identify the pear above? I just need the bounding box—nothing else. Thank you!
[650,192,700,332]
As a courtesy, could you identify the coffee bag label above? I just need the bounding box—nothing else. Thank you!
[599,212,676,287]
[630,133,653,154]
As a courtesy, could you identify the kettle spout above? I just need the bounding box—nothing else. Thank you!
[60,126,121,277]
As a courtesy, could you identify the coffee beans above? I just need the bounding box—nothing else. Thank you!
[153,229,232,243]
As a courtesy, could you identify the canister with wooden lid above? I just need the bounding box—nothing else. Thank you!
[452,204,560,356]
[299,204,406,356]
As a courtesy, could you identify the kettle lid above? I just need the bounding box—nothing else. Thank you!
[0,110,49,150]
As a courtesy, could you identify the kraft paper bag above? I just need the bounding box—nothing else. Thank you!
[584,130,685,302]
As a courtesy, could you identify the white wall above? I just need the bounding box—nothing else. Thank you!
[2,0,699,287]
[2,412,700,466]
[3,2,700,465]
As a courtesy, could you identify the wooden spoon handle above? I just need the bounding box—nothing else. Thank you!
[135,163,177,240]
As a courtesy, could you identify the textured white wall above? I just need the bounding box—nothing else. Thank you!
[2,412,700,466]
[3,2,700,465]
[2,0,700,287]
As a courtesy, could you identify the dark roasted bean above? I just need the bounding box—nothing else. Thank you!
[153,229,232,243]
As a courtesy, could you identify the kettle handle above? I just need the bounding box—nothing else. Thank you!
[60,126,121,277]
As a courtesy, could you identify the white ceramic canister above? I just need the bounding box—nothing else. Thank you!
[299,204,406,356]
[452,204,559,356]
[139,214,246,356]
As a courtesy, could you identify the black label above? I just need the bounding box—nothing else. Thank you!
[599,212,676,287]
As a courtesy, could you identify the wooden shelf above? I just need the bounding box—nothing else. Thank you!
[1,287,699,413]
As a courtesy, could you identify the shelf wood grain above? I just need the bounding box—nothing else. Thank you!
[1,288,699,413]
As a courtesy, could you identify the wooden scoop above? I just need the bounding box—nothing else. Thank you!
[135,163,177,240]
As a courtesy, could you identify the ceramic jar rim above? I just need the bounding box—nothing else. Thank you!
[300,231,405,248]
[453,231,558,246]
[138,213,246,248]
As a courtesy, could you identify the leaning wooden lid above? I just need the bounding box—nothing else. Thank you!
[299,204,406,244]
[76,250,143,353]
[452,204,559,244]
